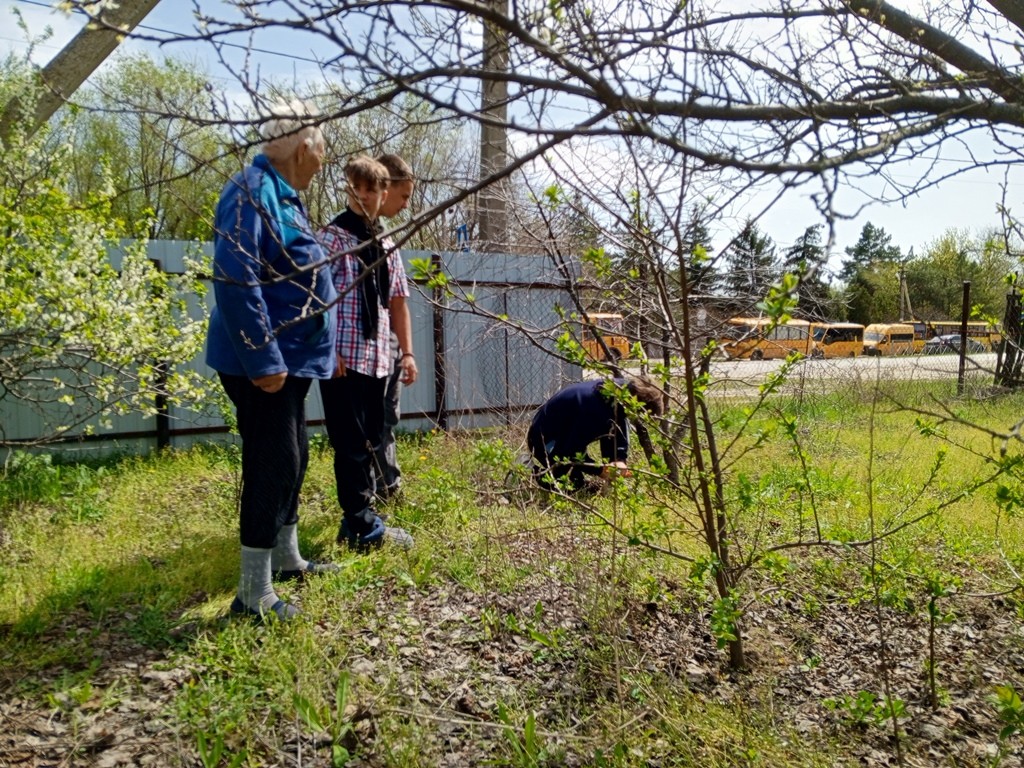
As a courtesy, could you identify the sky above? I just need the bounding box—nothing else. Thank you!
[2,0,1023,269]
[753,160,1023,262]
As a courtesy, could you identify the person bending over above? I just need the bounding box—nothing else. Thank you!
[527,377,663,491]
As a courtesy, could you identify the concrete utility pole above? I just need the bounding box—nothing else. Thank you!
[477,0,509,253]
[898,248,915,322]
[0,0,161,143]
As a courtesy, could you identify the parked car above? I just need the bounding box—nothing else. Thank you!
[922,334,987,355]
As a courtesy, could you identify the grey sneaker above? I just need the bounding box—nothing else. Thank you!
[382,526,415,549]
[272,560,340,583]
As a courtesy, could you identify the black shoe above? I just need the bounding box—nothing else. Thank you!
[229,596,300,623]
[271,560,340,583]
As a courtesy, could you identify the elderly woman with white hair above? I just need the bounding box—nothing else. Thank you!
[205,100,338,622]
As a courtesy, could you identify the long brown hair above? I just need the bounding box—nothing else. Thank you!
[627,376,665,417]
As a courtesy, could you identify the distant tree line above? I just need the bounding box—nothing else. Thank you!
[668,216,1017,326]
[24,50,594,258]
[585,202,1020,367]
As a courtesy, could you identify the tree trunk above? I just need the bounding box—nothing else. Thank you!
[1,0,160,142]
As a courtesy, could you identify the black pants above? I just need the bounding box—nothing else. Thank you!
[319,370,386,534]
[527,429,604,492]
[373,336,403,494]
[219,373,311,549]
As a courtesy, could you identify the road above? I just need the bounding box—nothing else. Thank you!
[703,352,999,397]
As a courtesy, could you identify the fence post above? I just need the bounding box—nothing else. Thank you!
[503,292,512,428]
[151,257,171,450]
[957,281,970,396]
[431,252,448,430]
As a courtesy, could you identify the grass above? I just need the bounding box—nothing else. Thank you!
[2,383,1024,766]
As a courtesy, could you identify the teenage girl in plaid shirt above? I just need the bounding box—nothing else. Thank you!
[319,156,417,550]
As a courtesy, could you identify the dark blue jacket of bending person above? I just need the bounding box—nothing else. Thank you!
[527,379,629,468]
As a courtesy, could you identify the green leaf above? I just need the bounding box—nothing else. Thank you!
[293,692,325,731]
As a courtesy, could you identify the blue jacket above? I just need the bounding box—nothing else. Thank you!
[206,154,337,379]
[528,379,629,463]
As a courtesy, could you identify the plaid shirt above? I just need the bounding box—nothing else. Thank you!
[320,222,409,379]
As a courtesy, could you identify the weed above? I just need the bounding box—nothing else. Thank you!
[45,678,94,713]
[479,603,501,640]
[686,556,715,595]
[409,466,462,523]
[622,671,652,703]
[992,684,1024,740]
[592,742,630,767]
[760,551,791,585]
[800,655,822,672]
[1,452,63,505]
[493,702,564,767]
[474,437,517,469]
[989,685,1024,767]
[710,591,742,650]
[0,451,109,521]
[293,671,355,767]
[125,603,177,648]
[196,731,246,768]
[633,571,683,611]
[823,691,906,729]
[800,593,822,618]
[309,431,333,456]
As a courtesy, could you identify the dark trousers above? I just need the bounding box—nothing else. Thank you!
[527,428,604,492]
[219,373,311,549]
[319,370,386,534]
[373,336,403,494]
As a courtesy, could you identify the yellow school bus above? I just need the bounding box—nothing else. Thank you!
[581,313,631,362]
[923,320,1000,351]
[810,322,865,358]
[863,323,916,356]
[720,317,813,360]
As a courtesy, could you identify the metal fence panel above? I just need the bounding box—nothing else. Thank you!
[1,242,579,458]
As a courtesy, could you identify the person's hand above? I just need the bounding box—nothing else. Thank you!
[334,353,347,378]
[601,461,631,479]
[399,353,418,385]
[252,372,287,393]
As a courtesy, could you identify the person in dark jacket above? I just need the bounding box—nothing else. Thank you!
[527,377,663,491]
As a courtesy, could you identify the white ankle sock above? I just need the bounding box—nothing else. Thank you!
[238,546,281,611]
[270,523,308,572]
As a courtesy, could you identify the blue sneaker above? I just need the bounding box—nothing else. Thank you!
[338,513,414,552]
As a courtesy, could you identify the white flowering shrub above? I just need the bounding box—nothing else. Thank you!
[0,61,211,446]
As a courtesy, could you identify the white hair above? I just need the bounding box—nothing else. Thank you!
[259,98,322,160]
